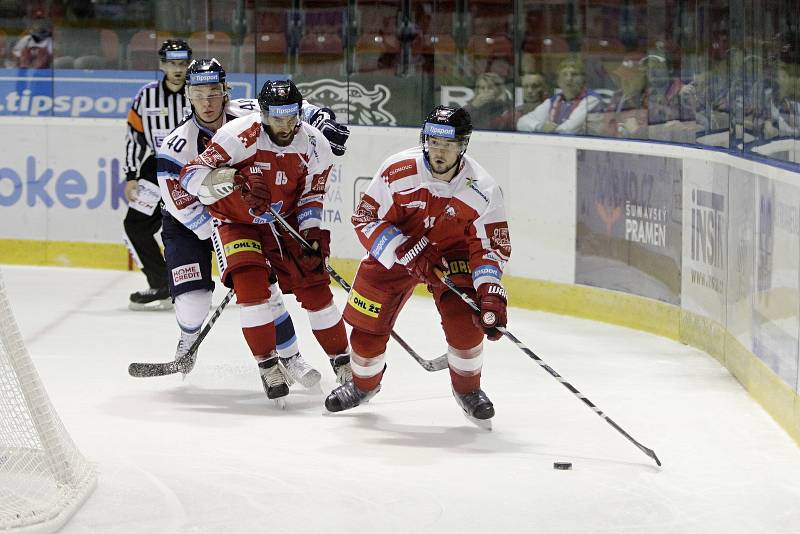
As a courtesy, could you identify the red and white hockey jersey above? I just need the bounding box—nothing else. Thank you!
[354,146,511,289]
[158,99,324,239]
[180,116,333,231]
[157,98,261,239]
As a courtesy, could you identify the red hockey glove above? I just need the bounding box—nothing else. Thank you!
[396,235,448,288]
[298,227,331,272]
[474,283,507,341]
[238,174,271,215]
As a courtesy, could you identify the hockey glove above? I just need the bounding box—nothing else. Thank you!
[474,283,507,341]
[309,108,350,156]
[298,227,331,272]
[396,235,448,288]
[239,174,271,215]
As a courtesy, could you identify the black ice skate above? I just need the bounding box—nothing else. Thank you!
[452,387,495,430]
[129,287,172,311]
[279,353,322,390]
[258,358,289,409]
[325,380,381,413]
[329,353,352,385]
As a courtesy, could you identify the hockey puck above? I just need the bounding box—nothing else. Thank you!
[553,462,572,470]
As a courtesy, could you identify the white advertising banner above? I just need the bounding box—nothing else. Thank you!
[0,118,577,283]
[681,158,729,323]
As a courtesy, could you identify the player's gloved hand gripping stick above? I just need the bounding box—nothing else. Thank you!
[268,206,449,373]
[436,271,662,467]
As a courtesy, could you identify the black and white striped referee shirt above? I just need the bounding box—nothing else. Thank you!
[124,79,191,182]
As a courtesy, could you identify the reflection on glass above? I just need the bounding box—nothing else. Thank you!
[0,0,796,166]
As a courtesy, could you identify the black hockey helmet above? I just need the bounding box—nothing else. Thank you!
[158,39,192,62]
[420,105,473,159]
[258,79,303,119]
[185,58,226,86]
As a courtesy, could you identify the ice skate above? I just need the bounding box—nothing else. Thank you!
[258,358,289,409]
[279,353,322,390]
[324,380,381,413]
[329,353,352,385]
[452,387,495,430]
[174,330,200,375]
[129,287,172,311]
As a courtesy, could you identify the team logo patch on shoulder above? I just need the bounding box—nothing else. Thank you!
[196,143,229,167]
[353,195,378,224]
[382,159,417,182]
[486,222,511,257]
[166,180,194,210]
[237,121,262,148]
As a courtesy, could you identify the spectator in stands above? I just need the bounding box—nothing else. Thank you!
[587,54,649,139]
[463,72,514,130]
[517,56,602,134]
[498,73,547,129]
[11,12,52,69]
[763,60,800,140]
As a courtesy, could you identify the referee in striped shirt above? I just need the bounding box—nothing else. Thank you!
[123,39,192,310]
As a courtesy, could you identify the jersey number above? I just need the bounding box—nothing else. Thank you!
[423,216,436,229]
[166,136,187,153]
[236,100,257,111]
[275,171,288,185]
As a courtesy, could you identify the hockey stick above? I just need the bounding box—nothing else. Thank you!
[128,288,236,377]
[268,206,449,373]
[438,274,662,467]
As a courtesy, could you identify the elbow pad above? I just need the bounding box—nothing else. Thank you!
[197,167,239,204]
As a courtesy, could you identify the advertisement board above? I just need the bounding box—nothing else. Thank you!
[725,167,757,351]
[680,159,729,323]
[752,175,800,390]
[575,150,682,304]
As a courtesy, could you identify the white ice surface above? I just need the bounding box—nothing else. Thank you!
[2,264,800,534]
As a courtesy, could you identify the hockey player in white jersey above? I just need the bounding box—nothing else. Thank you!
[325,106,511,428]
[157,58,350,389]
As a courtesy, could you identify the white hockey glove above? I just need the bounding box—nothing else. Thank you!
[197,167,240,204]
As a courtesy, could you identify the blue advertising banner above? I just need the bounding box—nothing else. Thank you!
[0,69,260,118]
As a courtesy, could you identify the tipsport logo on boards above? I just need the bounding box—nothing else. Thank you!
[0,157,127,210]
[0,69,254,118]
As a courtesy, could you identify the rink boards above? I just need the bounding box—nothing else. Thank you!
[0,116,798,444]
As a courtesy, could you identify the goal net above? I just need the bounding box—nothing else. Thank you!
[0,269,96,532]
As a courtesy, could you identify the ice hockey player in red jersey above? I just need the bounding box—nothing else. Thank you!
[158,58,348,387]
[180,79,352,405]
[325,105,511,427]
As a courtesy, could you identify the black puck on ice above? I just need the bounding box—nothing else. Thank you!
[553,462,572,470]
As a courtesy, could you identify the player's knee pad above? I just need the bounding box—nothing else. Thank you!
[231,265,271,305]
[351,329,390,358]
[293,283,335,311]
[174,289,212,332]
[306,300,341,331]
[439,292,483,349]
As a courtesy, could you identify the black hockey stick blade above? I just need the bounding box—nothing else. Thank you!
[128,360,182,377]
[128,288,235,378]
